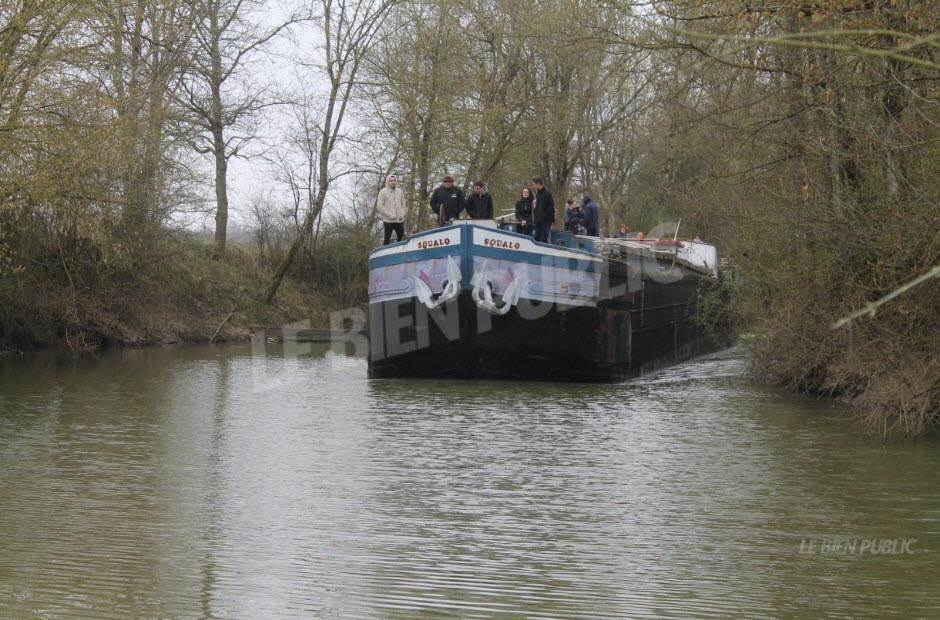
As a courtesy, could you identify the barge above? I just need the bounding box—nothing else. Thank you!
[367,220,729,382]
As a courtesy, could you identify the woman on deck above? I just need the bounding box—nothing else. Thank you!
[564,198,582,233]
[515,187,535,237]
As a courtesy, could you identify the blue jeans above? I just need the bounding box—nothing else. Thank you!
[535,223,552,243]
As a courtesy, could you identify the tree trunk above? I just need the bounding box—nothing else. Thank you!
[208,4,229,259]
[212,122,229,258]
[416,122,433,229]
[265,76,339,304]
[264,190,324,305]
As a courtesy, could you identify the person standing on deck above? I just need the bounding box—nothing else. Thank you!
[376,174,406,245]
[581,194,599,237]
[465,180,494,219]
[531,176,555,243]
[564,198,581,233]
[515,187,535,236]
[429,175,465,227]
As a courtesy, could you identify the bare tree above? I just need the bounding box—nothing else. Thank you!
[359,0,463,230]
[179,0,298,258]
[264,0,397,304]
[95,0,198,231]
[263,89,325,257]
[457,0,536,188]
[0,2,77,140]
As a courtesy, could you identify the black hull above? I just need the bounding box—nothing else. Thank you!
[368,288,727,383]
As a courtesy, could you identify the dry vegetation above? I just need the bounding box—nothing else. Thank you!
[0,235,337,351]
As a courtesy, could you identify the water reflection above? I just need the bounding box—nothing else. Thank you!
[0,345,938,618]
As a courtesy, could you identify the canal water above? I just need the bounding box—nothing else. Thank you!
[1,344,937,618]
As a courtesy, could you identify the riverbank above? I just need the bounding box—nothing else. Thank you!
[0,239,338,353]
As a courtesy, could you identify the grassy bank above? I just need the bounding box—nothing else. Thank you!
[0,237,339,353]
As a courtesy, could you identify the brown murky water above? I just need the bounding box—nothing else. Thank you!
[1,344,938,618]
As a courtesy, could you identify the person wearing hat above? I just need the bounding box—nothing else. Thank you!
[429,175,465,227]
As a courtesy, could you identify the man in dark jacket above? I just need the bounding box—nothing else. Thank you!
[530,176,554,243]
[581,194,599,237]
[429,175,465,226]
[465,180,493,219]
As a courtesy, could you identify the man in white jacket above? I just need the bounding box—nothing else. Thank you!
[376,174,406,245]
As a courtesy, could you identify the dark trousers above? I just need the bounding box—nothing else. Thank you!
[383,222,404,245]
[586,227,598,237]
[535,223,552,243]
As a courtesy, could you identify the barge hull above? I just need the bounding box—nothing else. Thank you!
[367,290,720,382]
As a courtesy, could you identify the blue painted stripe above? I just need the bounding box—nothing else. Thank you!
[514,228,601,260]
[369,246,460,268]
[367,224,459,257]
[461,225,472,288]
[368,223,605,273]
[473,245,602,272]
